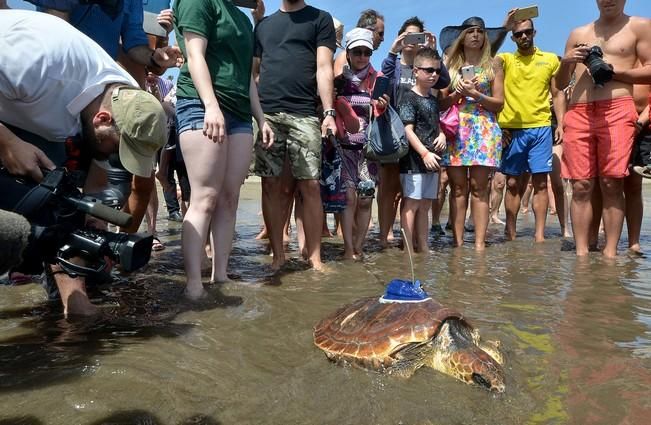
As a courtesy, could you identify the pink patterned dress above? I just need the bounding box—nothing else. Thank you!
[442,67,502,167]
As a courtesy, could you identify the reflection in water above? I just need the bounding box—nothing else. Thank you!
[1,183,651,424]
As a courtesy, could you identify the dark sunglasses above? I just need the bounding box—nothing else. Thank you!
[416,66,441,75]
[350,48,373,57]
[513,28,534,38]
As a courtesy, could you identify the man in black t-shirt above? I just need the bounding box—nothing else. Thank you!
[252,0,337,272]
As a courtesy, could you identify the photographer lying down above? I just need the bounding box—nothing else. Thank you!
[0,10,167,316]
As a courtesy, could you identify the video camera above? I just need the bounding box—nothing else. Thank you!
[3,167,152,278]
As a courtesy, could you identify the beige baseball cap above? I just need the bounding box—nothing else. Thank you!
[111,87,167,177]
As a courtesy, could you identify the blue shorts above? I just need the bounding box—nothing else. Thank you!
[176,97,253,136]
[400,172,439,200]
[500,126,553,175]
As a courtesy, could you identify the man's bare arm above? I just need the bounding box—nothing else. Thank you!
[613,18,651,84]
[252,57,261,85]
[556,29,589,90]
[316,45,336,137]
[316,46,335,110]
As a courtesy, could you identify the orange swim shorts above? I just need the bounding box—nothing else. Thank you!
[561,96,638,179]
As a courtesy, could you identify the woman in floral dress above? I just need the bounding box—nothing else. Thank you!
[440,17,504,250]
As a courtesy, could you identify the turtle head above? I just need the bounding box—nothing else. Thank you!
[447,348,505,393]
[431,321,505,392]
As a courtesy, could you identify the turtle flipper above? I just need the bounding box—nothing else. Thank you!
[387,341,431,378]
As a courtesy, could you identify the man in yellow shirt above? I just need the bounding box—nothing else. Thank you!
[496,18,563,242]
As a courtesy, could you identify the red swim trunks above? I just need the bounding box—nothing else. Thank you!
[561,96,638,179]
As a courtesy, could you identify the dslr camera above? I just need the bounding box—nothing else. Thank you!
[581,45,614,88]
[2,167,152,278]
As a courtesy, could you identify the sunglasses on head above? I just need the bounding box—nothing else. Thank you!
[416,66,441,75]
[513,28,534,38]
[350,48,373,57]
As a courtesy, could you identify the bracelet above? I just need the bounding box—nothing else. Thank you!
[149,51,160,68]
[323,109,336,118]
[477,93,485,102]
[420,150,430,159]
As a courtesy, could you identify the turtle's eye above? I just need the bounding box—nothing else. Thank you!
[472,373,491,389]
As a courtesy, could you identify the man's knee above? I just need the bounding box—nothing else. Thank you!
[297,179,322,201]
[505,176,521,192]
[572,179,594,202]
[600,177,624,196]
[532,174,548,191]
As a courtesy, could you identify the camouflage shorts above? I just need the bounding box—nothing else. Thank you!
[252,112,321,179]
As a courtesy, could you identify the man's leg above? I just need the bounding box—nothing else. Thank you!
[600,177,626,258]
[354,194,373,255]
[378,163,401,247]
[531,173,549,242]
[551,144,570,237]
[490,172,506,224]
[624,172,643,253]
[262,174,295,271]
[48,264,98,317]
[504,174,526,241]
[295,179,324,269]
[570,179,596,256]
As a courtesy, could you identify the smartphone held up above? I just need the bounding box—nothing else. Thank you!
[232,0,258,8]
[512,5,539,21]
[461,65,475,81]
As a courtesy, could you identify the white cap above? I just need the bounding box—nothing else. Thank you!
[345,28,374,51]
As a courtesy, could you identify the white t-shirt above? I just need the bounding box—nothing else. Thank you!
[0,10,138,142]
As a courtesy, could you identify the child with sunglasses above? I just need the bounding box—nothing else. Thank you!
[397,48,447,252]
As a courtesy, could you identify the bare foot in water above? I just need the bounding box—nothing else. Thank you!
[271,257,286,272]
[255,226,268,240]
[489,215,505,225]
[184,285,209,301]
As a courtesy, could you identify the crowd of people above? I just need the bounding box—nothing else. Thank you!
[0,0,650,315]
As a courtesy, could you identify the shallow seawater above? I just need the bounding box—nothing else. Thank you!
[2,182,651,424]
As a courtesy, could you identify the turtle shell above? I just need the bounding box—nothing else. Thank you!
[313,296,469,371]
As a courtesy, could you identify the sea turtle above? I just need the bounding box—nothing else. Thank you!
[313,296,505,392]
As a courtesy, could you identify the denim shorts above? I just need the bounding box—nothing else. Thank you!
[176,97,253,136]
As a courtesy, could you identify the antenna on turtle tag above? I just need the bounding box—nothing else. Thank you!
[401,227,416,285]
[378,228,431,304]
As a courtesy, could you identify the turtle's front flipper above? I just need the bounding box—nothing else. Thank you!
[470,329,504,365]
[387,341,431,378]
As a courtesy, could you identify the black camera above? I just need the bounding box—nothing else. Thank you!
[2,167,152,277]
[357,180,376,198]
[582,46,614,88]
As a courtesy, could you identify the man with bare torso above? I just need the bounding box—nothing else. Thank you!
[555,0,651,258]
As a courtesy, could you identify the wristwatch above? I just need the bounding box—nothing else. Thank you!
[323,109,336,119]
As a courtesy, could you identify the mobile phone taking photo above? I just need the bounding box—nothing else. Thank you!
[232,0,258,8]
[404,32,426,46]
[371,76,390,100]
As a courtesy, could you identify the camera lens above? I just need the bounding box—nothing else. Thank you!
[582,46,614,87]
